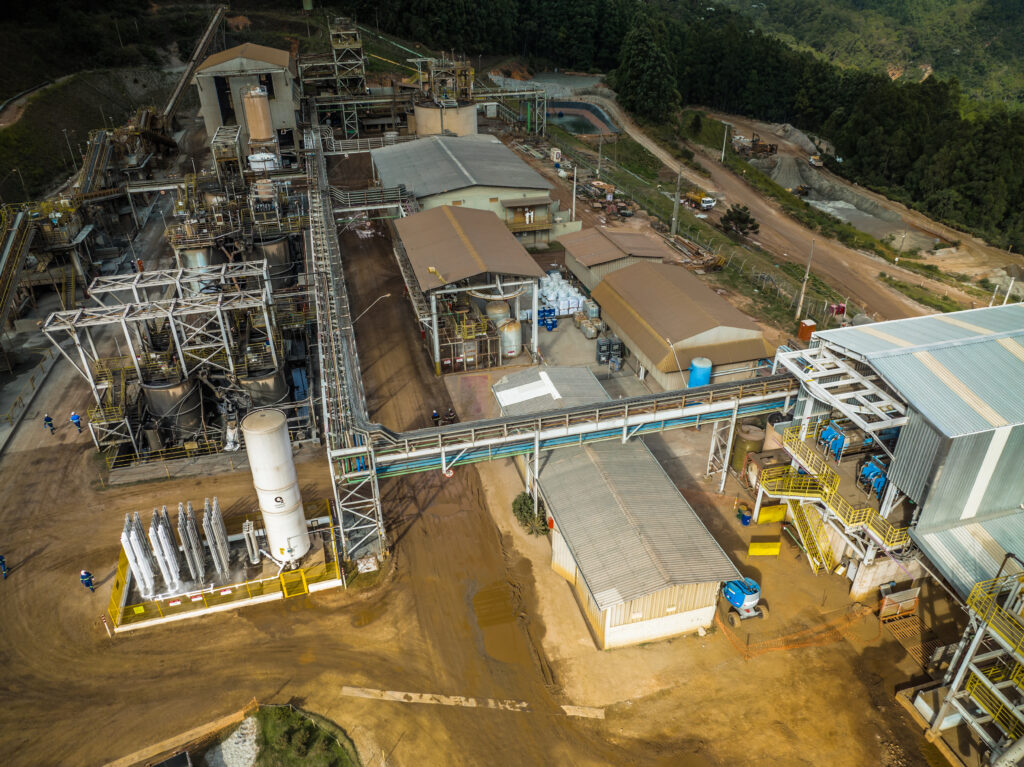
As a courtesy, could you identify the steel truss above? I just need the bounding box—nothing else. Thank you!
[89,261,270,304]
[42,289,275,404]
[305,123,387,559]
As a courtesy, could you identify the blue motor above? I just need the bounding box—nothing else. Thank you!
[858,456,889,499]
[817,421,846,462]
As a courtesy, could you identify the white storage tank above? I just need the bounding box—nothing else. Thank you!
[485,300,511,327]
[241,409,310,564]
[498,319,522,358]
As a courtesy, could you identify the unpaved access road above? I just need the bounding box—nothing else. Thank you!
[583,95,984,319]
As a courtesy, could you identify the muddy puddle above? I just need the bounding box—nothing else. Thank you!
[472,580,529,664]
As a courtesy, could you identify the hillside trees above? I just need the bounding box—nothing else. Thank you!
[609,18,677,120]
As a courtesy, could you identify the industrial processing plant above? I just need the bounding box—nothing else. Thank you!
[3,6,1024,767]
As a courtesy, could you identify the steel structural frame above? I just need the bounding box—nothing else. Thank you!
[42,289,275,405]
[305,123,387,559]
[89,261,270,304]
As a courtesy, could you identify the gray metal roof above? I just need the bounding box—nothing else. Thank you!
[538,441,740,609]
[371,135,551,200]
[493,366,609,416]
[493,366,739,608]
[814,305,1024,437]
[913,513,1024,599]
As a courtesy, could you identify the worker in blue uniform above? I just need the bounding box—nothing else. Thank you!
[431,409,440,427]
[43,414,54,434]
[80,570,95,592]
[0,554,8,579]
[70,411,82,433]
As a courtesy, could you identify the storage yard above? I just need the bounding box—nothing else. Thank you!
[0,9,1023,767]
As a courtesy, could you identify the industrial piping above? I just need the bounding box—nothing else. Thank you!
[241,409,311,564]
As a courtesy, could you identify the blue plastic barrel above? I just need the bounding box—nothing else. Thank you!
[688,356,712,387]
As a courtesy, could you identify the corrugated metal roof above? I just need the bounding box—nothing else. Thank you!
[196,43,293,74]
[493,366,608,416]
[816,306,1024,437]
[371,135,551,199]
[539,441,740,609]
[913,513,1024,599]
[394,206,544,290]
[493,366,739,608]
[591,261,771,372]
[559,228,675,267]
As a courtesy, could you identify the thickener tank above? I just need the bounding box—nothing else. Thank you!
[239,368,290,408]
[413,103,478,136]
[241,409,310,564]
[688,357,712,387]
[253,236,295,288]
[498,319,522,358]
[141,378,203,437]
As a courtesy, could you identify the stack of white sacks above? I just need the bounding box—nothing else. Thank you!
[518,271,584,320]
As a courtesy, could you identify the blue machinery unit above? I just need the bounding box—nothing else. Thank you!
[858,455,889,500]
[723,577,768,627]
[816,419,900,462]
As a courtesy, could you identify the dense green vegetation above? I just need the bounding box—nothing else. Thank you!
[341,0,1024,252]
[0,2,208,103]
[255,707,360,767]
[715,0,1024,106]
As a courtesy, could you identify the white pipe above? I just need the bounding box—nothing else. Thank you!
[241,409,311,564]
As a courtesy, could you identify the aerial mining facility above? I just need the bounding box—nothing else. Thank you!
[6,16,1024,766]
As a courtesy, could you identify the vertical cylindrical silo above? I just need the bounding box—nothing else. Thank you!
[241,409,310,564]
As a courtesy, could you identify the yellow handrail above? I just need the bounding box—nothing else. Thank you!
[966,670,1024,739]
[967,576,1024,656]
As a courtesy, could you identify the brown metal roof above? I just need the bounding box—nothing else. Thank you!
[196,43,294,74]
[395,206,545,291]
[500,195,552,208]
[591,261,772,372]
[559,228,674,267]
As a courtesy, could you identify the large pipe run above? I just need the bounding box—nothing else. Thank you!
[241,409,311,564]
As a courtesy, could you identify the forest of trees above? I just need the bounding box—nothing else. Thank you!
[341,0,1024,251]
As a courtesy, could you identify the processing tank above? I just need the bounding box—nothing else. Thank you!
[241,409,310,564]
[238,368,290,408]
[141,378,203,438]
[252,236,295,289]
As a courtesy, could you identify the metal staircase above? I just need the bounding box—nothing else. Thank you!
[789,501,836,574]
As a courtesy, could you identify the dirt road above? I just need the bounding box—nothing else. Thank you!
[582,95,960,319]
[0,153,932,767]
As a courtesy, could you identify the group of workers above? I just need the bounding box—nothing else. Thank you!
[0,556,94,592]
[431,407,457,427]
[42,411,82,434]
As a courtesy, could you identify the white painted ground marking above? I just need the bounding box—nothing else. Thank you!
[340,686,604,719]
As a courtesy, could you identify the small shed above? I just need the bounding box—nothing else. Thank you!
[561,228,676,292]
[493,366,740,649]
[591,261,773,390]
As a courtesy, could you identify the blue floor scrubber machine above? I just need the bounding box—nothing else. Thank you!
[723,577,769,628]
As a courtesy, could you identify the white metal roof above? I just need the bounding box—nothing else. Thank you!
[813,305,1024,436]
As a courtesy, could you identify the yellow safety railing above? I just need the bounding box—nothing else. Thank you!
[110,542,341,628]
[791,501,836,573]
[966,671,1024,739]
[107,551,131,625]
[764,425,911,549]
[88,404,126,424]
[967,576,1024,656]
[104,438,225,470]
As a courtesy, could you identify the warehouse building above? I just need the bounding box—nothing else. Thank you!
[394,205,544,374]
[372,135,581,245]
[193,43,300,154]
[763,305,1024,759]
[561,227,676,292]
[493,366,740,649]
[590,261,773,390]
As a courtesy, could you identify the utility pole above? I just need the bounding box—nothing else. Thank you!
[63,129,78,173]
[597,133,603,178]
[670,166,683,237]
[571,166,577,222]
[720,122,730,163]
[794,239,815,322]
